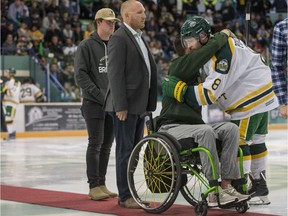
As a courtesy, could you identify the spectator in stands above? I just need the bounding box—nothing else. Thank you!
[274,13,284,25]
[83,24,93,39]
[61,63,75,85]
[263,15,273,33]
[47,35,64,61]
[1,23,17,46]
[272,0,287,13]
[231,21,245,41]
[60,82,76,102]
[50,62,63,83]
[220,0,236,24]
[29,24,44,43]
[161,5,175,25]
[59,0,70,15]
[2,33,17,55]
[62,22,74,42]
[44,23,63,47]
[79,0,94,19]
[204,9,214,26]
[17,22,30,40]
[45,0,59,14]
[7,0,29,29]
[271,18,288,119]
[73,23,84,45]
[30,11,42,29]
[71,13,81,29]
[204,0,217,12]
[41,12,59,33]
[20,77,44,103]
[59,12,70,29]
[29,1,44,21]
[16,36,32,55]
[63,38,77,62]
[182,0,200,15]
[251,0,272,16]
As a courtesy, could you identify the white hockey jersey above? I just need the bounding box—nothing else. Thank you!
[3,78,21,104]
[20,83,43,103]
[192,37,279,120]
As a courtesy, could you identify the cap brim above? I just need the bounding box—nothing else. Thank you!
[103,17,121,22]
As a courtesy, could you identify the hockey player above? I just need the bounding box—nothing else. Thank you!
[20,77,44,103]
[162,16,279,205]
[2,68,21,140]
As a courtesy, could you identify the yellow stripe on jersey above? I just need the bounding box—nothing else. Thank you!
[228,37,235,54]
[197,84,207,105]
[240,155,252,161]
[208,90,217,103]
[230,91,275,113]
[211,56,217,71]
[225,82,273,111]
[174,81,187,102]
[251,150,268,160]
[239,118,249,145]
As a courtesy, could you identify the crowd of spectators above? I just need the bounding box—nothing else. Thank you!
[1,0,287,101]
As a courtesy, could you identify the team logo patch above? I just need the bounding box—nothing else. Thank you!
[216,59,229,72]
[189,21,196,27]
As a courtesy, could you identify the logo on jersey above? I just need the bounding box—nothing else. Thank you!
[216,59,229,72]
[99,55,108,73]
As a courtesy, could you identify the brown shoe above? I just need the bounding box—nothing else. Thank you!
[100,185,118,198]
[88,187,110,200]
[119,197,141,209]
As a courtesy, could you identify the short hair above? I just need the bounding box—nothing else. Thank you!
[173,35,186,57]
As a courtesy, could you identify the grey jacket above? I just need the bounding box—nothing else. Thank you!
[104,24,157,115]
[74,32,109,107]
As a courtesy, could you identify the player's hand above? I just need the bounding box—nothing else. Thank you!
[162,76,187,102]
[221,29,237,38]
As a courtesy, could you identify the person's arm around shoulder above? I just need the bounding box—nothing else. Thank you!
[185,29,232,70]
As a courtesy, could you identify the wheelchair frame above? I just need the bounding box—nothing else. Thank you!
[127,112,249,216]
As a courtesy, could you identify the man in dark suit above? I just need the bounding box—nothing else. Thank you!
[104,0,157,209]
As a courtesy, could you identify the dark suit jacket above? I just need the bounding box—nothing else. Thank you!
[104,24,157,115]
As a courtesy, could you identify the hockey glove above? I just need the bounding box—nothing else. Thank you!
[162,76,187,102]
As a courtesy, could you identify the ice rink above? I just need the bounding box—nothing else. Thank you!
[1,129,287,216]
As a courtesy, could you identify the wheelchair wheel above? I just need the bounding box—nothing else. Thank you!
[195,201,208,216]
[127,133,182,214]
[235,201,249,213]
[180,164,210,207]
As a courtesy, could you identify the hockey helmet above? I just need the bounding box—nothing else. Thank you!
[4,68,16,75]
[180,16,211,47]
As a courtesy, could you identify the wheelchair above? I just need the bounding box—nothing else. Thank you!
[127,112,249,216]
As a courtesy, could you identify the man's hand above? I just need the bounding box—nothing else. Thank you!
[162,76,187,102]
[279,105,288,119]
[116,110,128,121]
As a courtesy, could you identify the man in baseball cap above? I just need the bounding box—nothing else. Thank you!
[74,7,120,202]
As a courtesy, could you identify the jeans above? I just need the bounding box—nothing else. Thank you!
[110,112,145,202]
[81,100,114,189]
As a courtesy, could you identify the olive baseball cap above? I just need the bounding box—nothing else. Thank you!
[95,8,120,21]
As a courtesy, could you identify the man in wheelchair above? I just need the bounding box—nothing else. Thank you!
[157,17,250,207]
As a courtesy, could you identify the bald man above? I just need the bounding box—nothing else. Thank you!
[104,0,158,208]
